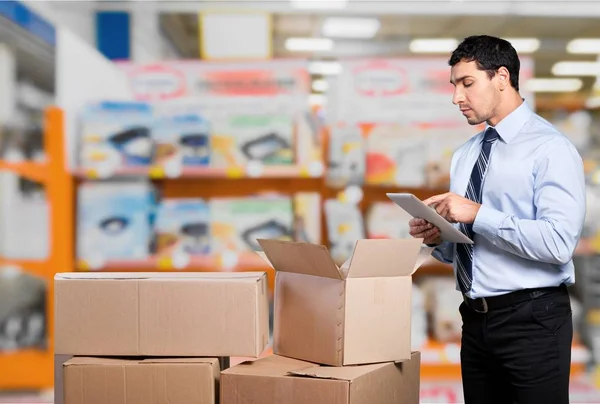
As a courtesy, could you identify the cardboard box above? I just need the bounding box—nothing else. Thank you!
[55,272,269,357]
[257,238,432,366]
[221,352,421,404]
[63,357,219,404]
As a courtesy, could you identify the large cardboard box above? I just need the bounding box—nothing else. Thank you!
[221,352,421,404]
[55,272,269,357]
[257,238,432,366]
[63,357,219,404]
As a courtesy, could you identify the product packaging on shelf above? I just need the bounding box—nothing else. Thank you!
[364,124,428,187]
[79,101,155,175]
[76,181,156,264]
[221,352,421,404]
[420,276,463,343]
[411,284,428,351]
[257,238,433,367]
[211,114,294,167]
[366,201,412,240]
[425,127,471,189]
[327,124,366,187]
[210,196,294,254]
[154,198,211,258]
[293,192,321,244]
[0,171,49,260]
[324,199,365,265]
[0,268,47,352]
[152,113,210,173]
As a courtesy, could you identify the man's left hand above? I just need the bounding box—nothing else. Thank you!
[422,192,481,224]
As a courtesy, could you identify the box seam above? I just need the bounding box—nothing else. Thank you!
[337,280,346,366]
[137,280,141,355]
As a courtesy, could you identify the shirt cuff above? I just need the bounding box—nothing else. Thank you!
[472,205,508,242]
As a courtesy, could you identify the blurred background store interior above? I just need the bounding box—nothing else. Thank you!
[2,1,600,402]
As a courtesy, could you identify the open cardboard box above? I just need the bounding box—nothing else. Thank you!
[257,238,433,367]
[221,352,421,404]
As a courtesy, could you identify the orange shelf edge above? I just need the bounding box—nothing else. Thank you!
[0,258,49,277]
[0,161,49,184]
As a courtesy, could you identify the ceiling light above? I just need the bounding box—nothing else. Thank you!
[552,61,600,76]
[504,38,540,53]
[586,96,600,109]
[312,79,329,92]
[524,78,583,93]
[290,0,348,10]
[308,61,343,76]
[322,17,380,39]
[409,38,458,54]
[567,38,600,54]
[285,38,334,52]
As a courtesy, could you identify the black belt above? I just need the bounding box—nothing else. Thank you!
[463,284,567,314]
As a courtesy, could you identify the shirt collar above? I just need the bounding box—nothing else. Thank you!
[485,99,533,144]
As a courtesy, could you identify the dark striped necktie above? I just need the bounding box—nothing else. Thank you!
[456,127,500,294]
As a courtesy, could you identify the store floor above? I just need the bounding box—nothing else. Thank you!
[2,375,600,403]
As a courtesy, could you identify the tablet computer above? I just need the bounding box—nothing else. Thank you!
[386,192,474,244]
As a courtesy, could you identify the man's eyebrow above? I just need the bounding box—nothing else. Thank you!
[450,75,473,85]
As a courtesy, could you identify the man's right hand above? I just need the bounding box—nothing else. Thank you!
[409,218,442,245]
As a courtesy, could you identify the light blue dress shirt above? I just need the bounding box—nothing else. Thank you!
[432,100,586,298]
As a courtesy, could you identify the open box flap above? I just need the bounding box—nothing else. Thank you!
[289,362,387,381]
[257,239,343,280]
[345,239,431,278]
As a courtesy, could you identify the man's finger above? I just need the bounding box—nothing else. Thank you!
[435,198,448,216]
[422,193,449,207]
[410,218,426,226]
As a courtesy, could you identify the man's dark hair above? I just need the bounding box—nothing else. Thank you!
[449,35,520,91]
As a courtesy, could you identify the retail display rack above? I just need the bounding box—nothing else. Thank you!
[0,107,74,390]
[0,106,591,390]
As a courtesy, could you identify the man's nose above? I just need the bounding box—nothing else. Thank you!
[452,89,464,105]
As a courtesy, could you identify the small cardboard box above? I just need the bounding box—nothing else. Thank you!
[257,238,432,366]
[55,272,269,357]
[221,352,421,404]
[63,357,219,404]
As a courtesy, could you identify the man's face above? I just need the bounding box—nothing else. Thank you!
[450,60,500,125]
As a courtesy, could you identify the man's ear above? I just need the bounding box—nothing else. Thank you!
[496,66,510,91]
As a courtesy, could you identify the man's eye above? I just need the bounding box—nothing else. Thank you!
[464,83,473,88]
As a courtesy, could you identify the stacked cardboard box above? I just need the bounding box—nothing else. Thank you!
[221,238,430,404]
[54,272,270,404]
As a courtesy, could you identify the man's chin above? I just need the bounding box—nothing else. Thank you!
[466,117,484,125]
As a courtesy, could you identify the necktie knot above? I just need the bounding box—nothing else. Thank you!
[484,127,500,143]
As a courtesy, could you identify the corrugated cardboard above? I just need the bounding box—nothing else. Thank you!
[221,352,421,404]
[258,239,432,366]
[63,357,219,404]
[55,272,269,357]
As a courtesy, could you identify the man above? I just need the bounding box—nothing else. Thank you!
[409,35,586,404]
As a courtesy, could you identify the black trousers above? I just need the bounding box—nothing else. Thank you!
[460,287,573,404]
